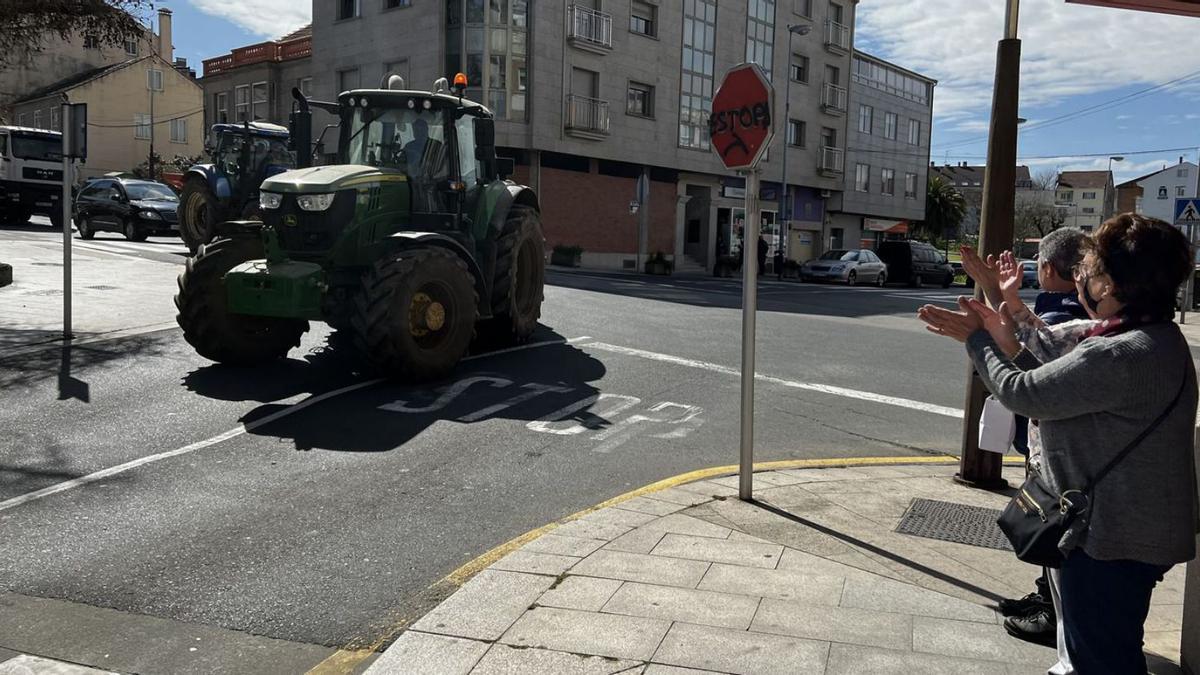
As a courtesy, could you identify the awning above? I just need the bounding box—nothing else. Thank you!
[1066,0,1200,17]
[864,218,909,234]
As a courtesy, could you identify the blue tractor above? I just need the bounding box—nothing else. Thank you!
[177,122,294,252]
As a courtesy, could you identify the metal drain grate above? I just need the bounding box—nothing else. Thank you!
[895,498,1012,551]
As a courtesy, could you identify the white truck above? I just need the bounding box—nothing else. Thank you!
[0,126,71,228]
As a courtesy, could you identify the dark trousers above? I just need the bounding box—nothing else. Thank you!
[1058,549,1171,674]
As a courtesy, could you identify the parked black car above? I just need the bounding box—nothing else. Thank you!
[73,177,179,241]
[876,240,955,288]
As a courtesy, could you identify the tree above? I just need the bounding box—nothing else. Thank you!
[132,151,201,182]
[917,175,967,242]
[1013,198,1065,241]
[1031,169,1058,192]
[0,1,153,69]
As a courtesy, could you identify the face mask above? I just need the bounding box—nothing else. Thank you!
[1079,275,1103,313]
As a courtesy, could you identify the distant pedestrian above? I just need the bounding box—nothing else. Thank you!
[757,234,768,275]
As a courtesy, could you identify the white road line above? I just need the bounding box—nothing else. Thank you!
[585,341,963,419]
[0,335,590,513]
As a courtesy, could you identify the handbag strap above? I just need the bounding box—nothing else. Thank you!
[1084,367,1190,494]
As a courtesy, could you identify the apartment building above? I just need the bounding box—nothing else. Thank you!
[293,0,893,271]
[1056,170,1114,231]
[200,26,313,130]
[1128,159,1198,223]
[929,163,1035,235]
[828,51,934,254]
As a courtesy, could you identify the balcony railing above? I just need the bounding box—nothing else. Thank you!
[568,5,613,51]
[819,146,845,175]
[565,95,610,137]
[824,20,851,52]
[821,83,847,114]
[202,36,311,76]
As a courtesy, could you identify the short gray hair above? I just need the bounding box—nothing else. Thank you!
[1039,227,1089,280]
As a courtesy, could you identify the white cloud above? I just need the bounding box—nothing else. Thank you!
[1116,114,1133,120]
[188,0,310,38]
[857,2,1200,133]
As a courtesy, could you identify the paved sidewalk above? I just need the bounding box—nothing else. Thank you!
[0,652,115,675]
[0,239,180,354]
[366,462,1187,675]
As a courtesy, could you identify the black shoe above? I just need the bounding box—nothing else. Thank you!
[1004,608,1058,648]
[998,591,1046,617]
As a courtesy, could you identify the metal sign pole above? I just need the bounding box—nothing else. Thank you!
[61,103,72,340]
[738,168,761,500]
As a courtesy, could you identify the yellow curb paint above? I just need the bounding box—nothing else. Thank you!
[307,454,1023,674]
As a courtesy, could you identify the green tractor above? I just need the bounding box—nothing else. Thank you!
[174,75,545,380]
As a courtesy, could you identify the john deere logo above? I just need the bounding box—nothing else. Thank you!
[283,214,298,227]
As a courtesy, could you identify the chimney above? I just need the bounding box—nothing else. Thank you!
[157,8,173,62]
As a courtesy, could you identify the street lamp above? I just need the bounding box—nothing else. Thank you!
[1107,156,1123,224]
[777,23,812,280]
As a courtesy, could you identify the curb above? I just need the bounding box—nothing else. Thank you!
[0,262,11,288]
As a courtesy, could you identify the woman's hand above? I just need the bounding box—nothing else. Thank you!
[917,297,984,343]
[960,246,998,289]
[966,298,1022,358]
[997,251,1023,304]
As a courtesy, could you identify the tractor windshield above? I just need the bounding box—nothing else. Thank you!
[347,107,449,182]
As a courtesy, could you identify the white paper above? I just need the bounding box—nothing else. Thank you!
[978,395,1016,454]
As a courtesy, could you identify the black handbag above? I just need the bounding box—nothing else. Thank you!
[997,373,1188,568]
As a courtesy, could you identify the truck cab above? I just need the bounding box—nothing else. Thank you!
[0,126,72,227]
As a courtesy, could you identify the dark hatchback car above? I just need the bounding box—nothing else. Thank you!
[876,240,955,288]
[73,178,179,241]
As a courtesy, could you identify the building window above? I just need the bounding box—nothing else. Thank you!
[32,110,43,129]
[883,112,897,140]
[298,77,313,98]
[214,93,228,123]
[852,54,930,105]
[124,38,138,56]
[251,81,269,120]
[795,0,813,17]
[627,82,654,118]
[170,118,187,143]
[881,168,895,195]
[1082,207,1096,214]
[678,0,717,150]
[855,163,870,192]
[908,119,920,145]
[745,0,776,78]
[790,54,809,83]
[1060,190,1074,202]
[1178,186,1188,197]
[821,126,837,149]
[135,113,151,140]
[384,0,411,8]
[787,119,805,147]
[905,172,917,199]
[631,1,657,37]
[1159,186,1169,199]
[337,68,360,94]
[830,227,844,249]
[83,34,99,49]
[234,85,250,121]
[337,0,360,20]
[16,113,29,127]
[147,68,163,91]
[1081,191,1096,200]
[1179,168,1189,178]
[51,106,61,131]
[858,104,872,134]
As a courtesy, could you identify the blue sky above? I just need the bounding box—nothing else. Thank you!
[162,0,1200,185]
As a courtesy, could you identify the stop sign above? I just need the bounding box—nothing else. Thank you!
[708,63,775,171]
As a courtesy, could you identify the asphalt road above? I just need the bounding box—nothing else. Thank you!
[0,225,1036,666]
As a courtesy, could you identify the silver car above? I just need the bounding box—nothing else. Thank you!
[800,249,888,286]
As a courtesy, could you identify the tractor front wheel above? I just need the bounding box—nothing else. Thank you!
[484,205,545,344]
[175,236,309,364]
[353,248,478,381]
[180,178,221,253]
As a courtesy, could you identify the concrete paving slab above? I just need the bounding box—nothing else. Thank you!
[912,616,1056,666]
[775,547,883,580]
[571,550,711,588]
[840,576,999,624]
[651,622,830,675]
[536,576,623,612]
[364,632,488,675]
[605,527,670,554]
[0,655,117,675]
[489,550,580,576]
[644,514,733,539]
[411,570,556,641]
[775,467,874,483]
[1146,603,1185,632]
[675,480,738,497]
[521,534,607,558]
[750,598,914,651]
[500,606,670,661]
[697,562,845,606]
[824,642,1011,675]
[581,508,660,528]
[614,496,689,517]
[470,644,644,674]
[645,487,715,507]
[643,666,731,675]
[601,581,761,629]
[650,533,783,569]
[551,520,633,541]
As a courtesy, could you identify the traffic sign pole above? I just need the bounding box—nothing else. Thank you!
[1173,198,1200,324]
[738,168,760,500]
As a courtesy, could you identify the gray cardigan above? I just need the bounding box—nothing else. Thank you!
[966,323,1199,566]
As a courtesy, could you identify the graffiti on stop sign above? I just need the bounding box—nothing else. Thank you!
[379,377,705,453]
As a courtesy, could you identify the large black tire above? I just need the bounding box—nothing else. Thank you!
[353,247,478,381]
[123,218,148,242]
[484,205,545,344]
[76,216,95,240]
[175,237,309,364]
[180,178,221,253]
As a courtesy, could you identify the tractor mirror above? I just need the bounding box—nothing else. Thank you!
[473,117,495,151]
[497,157,515,180]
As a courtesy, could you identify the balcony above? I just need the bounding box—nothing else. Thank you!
[819,146,844,176]
[824,19,851,52]
[568,5,613,53]
[203,35,311,76]
[821,83,847,115]
[565,95,610,139]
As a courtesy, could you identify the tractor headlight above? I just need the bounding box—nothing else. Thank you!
[296,193,335,212]
[259,192,283,210]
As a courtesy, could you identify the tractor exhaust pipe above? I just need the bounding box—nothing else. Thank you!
[289,87,313,169]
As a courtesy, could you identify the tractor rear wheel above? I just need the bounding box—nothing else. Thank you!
[180,178,221,254]
[175,236,309,364]
[353,247,478,381]
[484,205,545,344]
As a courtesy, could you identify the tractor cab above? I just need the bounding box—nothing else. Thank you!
[208,122,293,195]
